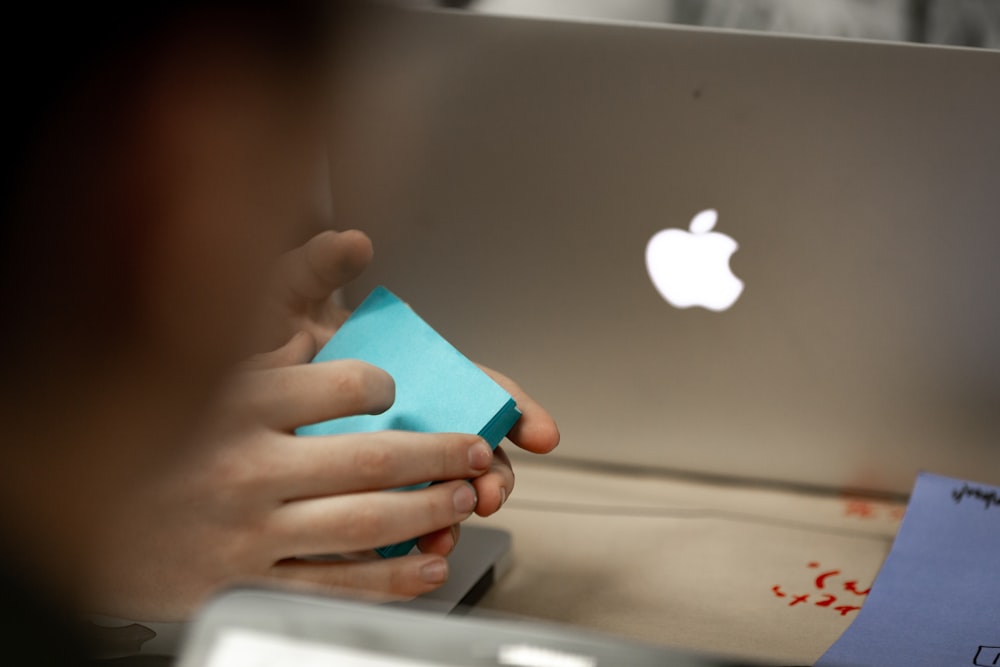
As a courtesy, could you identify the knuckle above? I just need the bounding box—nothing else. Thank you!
[433,483,464,521]
[440,443,457,476]
[332,362,393,413]
[352,444,396,481]
[404,488,451,535]
[221,375,269,424]
[444,433,478,466]
[207,448,260,491]
[341,503,386,547]
[389,569,423,599]
[331,363,366,398]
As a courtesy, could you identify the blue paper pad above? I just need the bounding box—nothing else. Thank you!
[816,471,1000,667]
[296,286,521,558]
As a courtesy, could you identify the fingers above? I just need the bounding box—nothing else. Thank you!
[478,365,560,453]
[416,524,459,557]
[277,432,492,500]
[471,445,514,517]
[242,360,395,431]
[270,480,478,557]
[272,229,373,304]
[268,553,450,600]
[241,331,317,371]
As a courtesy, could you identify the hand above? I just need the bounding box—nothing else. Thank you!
[252,230,561,517]
[467,365,560,517]
[253,229,373,353]
[89,232,561,621]
[90,337,499,621]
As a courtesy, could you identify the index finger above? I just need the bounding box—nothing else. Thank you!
[241,360,395,431]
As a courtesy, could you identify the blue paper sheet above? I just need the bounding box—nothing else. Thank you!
[296,286,521,557]
[815,472,1000,667]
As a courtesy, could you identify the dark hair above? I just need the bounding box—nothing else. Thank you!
[3,2,345,214]
[0,2,357,389]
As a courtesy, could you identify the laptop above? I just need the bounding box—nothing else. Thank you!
[330,8,1000,495]
[88,526,512,659]
[176,588,762,666]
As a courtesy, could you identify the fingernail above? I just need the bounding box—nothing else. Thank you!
[420,559,448,584]
[453,483,478,514]
[468,440,492,471]
[499,487,507,507]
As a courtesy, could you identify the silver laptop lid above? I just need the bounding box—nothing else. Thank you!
[331,9,1000,494]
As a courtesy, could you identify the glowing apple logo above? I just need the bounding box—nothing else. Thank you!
[644,209,744,312]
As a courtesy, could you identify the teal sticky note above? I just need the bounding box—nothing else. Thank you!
[296,286,521,558]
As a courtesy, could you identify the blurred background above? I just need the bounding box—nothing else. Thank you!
[429,0,1000,50]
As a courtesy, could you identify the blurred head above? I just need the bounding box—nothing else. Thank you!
[0,1,358,593]
[4,2,346,385]
[3,3,356,426]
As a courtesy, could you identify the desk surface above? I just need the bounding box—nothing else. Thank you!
[466,457,903,665]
